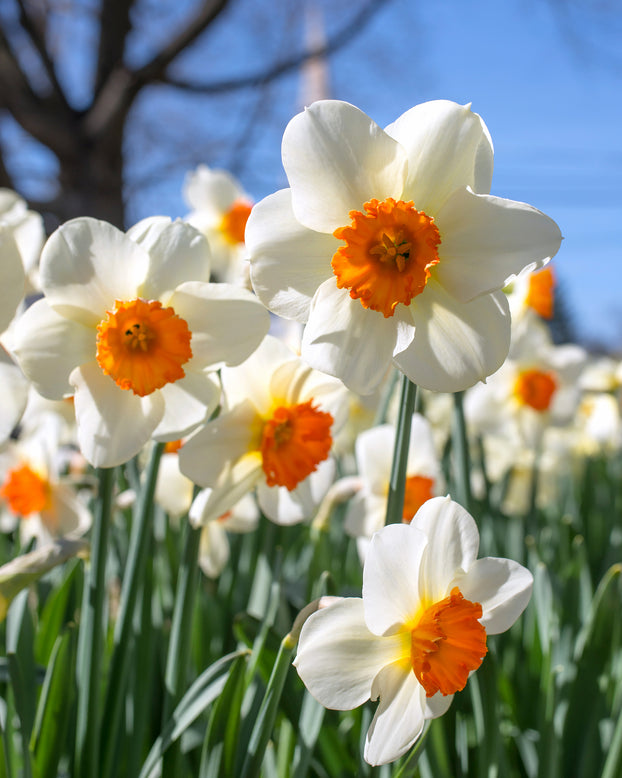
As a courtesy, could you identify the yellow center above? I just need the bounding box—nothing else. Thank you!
[0,464,51,517]
[332,198,441,317]
[402,475,435,522]
[410,587,487,697]
[260,401,333,491]
[96,299,193,397]
[526,266,555,319]
[514,369,557,412]
[220,200,253,245]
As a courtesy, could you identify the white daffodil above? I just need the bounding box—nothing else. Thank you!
[344,415,444,545]
[12,216,270,468]
[294,496,533,765]
[179,335,348,525]
[0,419,91,546]
[505,264,556,322]
[191,491,259,579]
[247,99,562,395]
[0,188,44,293]
[465,317,586,447]
[183,165,253,285]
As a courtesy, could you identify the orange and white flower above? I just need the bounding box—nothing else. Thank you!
[344,415,444,548]
[247,99,562,395]
[0,188,44,293]
[179,335,348,525]
[294,496,533,765]
[12,216,270,468]
[0,420,91,546]
[183,165,253,285]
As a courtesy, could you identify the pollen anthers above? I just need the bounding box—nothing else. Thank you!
[260,400,333,491]
[332,198,441,318]
[514,368,557,412]
[409,587,487,697]
[96,298,192,397]
[0,464,51,517]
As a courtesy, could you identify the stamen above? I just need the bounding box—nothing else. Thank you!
[96,299,192,397]
[332,198,441,317]
[410,587,487,697]
[260,401,333,491]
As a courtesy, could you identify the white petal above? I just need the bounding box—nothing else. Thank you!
[70,362,164,468]
[42,482,92,537]
[154,453,194,518]
[247,189,335,322]
[301,279,397,395]
[168,281,270,370]
[411,496,480,604]
[12,299,95,399]
[435,188,563,301]
[257,457,335,525]
[294,597,405,710]
[394,281,511,392]
[283,100,407,233]
[363,523,427,635]
[152,371,220,441]
[0,346,28,444]
[198,521,230,578]
[188,459,260,526]
[365,661,426,766]
[454,556,533,635]
[183,165,244,217]
[178,400,261,488]
[0,228,25,332]
[40,217,149,326]
[128,217,211,301]
[355,425,393,494]
[385,100,494,213]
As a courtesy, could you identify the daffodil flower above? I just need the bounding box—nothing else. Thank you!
[294,496,533,765]
[247,99,562,394]
[12,216,270,467]
[183,165,254,285]
[179,335,348,525]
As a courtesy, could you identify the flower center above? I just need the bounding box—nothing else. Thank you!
[526,266,555,319]
[332,198,441,317]
[410,587,487,697]
[96,299,193,397]
[0,464,51,517]
[514,369,557,412]
[220,200,253,245]
[402,475,435,522]
[260,401,333,491]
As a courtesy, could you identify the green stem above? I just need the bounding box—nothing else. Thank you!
[385,375,418,526]
[74,465,115,778]
[451,391,472,511]
[100,442,164,778]
[239,634,296,778]
[160,519,202,776]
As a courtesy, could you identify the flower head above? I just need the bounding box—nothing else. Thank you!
[247,100,562,394]
[12,216,270,467]
[294,496,533,765]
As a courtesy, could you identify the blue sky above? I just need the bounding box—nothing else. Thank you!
[154,0,621,349]
[4,0,619,348]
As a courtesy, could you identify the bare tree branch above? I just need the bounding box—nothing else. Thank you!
[15,0,72,112]
[160,0,389,94]
[95,0,137,94]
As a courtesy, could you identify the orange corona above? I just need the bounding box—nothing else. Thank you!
[96,299,192,397]
[260,401,333,491]
[514,368,557,412]
[410,587,487,697]
[526,266,555,319]
[332,198,441,317]
[0,464,51,517]
[402,475,435,522]
[220,200,253,245]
